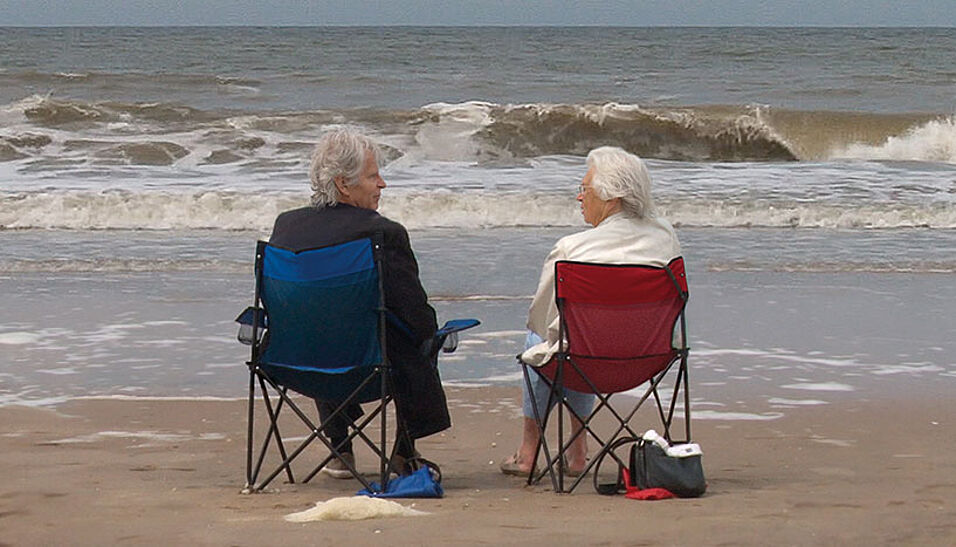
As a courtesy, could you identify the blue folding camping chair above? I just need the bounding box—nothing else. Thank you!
[237,235,478,493]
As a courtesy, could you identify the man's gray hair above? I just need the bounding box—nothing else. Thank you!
[309,128,383,208]
[586,146,656,219]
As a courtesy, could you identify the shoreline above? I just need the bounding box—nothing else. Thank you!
[2,386,953,545]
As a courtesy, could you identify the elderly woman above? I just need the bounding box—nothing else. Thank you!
[501,146,682,477]
[269,128,448,478]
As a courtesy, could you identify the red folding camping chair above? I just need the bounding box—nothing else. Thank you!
[519,257,690,493]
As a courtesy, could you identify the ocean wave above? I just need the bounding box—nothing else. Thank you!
[2,190,953,231]
[455,102,798,162]
[656,199,956,229]
[3,96,953,166]
[832,116,956,164]
[14,95,220,126]
[761,109,954,163]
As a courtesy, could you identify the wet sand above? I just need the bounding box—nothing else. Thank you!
[1,386,954,546]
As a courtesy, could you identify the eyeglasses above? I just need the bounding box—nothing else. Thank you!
[576,184,591,195]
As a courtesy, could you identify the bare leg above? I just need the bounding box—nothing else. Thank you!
[566,414,588,473]
[510,415,588,474]
[516,417,540,468]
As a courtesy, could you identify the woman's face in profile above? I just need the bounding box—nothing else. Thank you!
[577,167,614,226]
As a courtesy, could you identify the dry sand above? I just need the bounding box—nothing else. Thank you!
[1,386,954,546]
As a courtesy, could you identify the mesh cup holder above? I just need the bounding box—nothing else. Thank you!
[237,323,266,346]
[235,306,267,346]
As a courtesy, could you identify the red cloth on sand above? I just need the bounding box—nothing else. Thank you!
[621,468,676,501]
[625,487,675,500]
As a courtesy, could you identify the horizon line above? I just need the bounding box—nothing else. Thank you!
[3,23,955,29]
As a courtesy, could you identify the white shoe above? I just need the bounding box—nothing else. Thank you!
[320,452,355,479]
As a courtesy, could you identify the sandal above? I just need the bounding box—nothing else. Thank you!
[561,456,590,478]
[500,454,536,476]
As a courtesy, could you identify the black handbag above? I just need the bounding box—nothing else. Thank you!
[630,433,706,498]
[595,430,706,498]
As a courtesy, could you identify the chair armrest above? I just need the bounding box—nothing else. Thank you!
[435,318,481,354]
[389,312,481,356]
[436,318,481,337]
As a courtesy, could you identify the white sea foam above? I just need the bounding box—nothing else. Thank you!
[0,393,72,407]
[658,199,956,229]
[834,117,956,164]
[414,101,495,161]
[693,348,772,357]
[472,330,528,339]
[781,382,855,392]
[455,339,488,346]
[3,189,952,231]
[0,332,41,345]
[767,398,828,406]
[694,347,947,379]
[810,437,855,447]
[431,295,530,301]
[0,392,242,408]
[73,395,243,402]
[869,363,946,375]
[49,430,226,445]
[36,367,79,375]
[691,410,784,421]
[442,380,492,388]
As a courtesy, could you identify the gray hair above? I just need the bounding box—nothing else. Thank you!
[309,128,383,208]
[586,146,656,219]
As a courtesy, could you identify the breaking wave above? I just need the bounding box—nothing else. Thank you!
[3,96,953,166]
[833,116,956,164]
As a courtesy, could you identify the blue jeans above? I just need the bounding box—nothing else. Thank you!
[521,331,595,420]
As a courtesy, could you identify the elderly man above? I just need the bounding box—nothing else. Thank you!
[501,146,682,477]
[269,128,448,477]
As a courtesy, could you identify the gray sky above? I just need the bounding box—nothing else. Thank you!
[2,0,955,27]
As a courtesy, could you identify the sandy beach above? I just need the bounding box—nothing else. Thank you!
[2,385,953,546]
[3,22,955,547]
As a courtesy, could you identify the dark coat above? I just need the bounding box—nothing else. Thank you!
[269,204,450,439]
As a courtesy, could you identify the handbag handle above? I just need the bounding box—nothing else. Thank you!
[404,456,442,483]
[592,436,640,495]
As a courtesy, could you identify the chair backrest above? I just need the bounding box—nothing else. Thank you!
[254,237,386,401]
[553,257,688,393]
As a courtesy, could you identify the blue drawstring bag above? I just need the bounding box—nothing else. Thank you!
[357,464,443,499]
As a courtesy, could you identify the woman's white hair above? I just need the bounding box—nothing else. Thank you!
[586,146,656,219]
[309,128,383,208]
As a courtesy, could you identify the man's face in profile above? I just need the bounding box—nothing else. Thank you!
[337,150,386,210]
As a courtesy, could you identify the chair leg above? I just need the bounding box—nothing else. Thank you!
[682,354,691,442]
[245,368,255,489]
[522,363,560,492]
[254,392,321,490]
[554,393,619,493]
[247,371,296,491]
[256,378,295,484]
[380,367,389,491]
[664,365,685,442]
